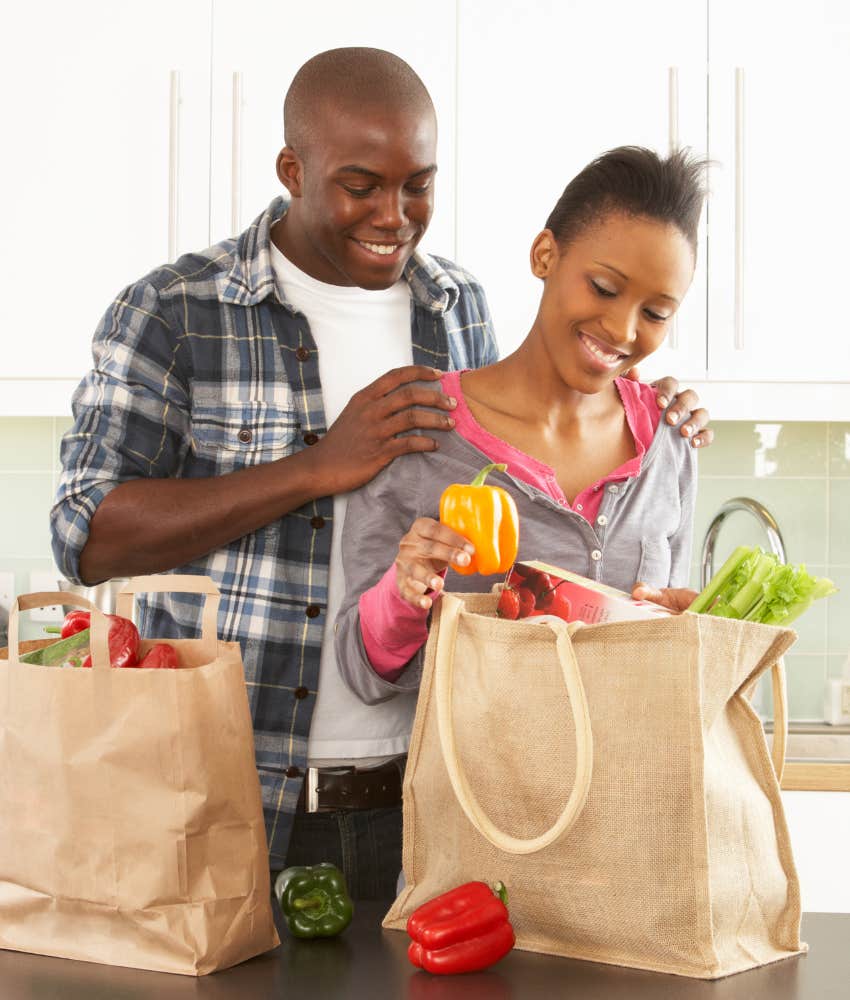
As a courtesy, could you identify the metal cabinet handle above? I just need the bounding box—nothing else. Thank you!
[231,71,244,235]
[168,70,181,261]
[734,67,745,350]
[668,66,680,350]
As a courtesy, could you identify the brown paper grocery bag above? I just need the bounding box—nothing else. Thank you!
[384,593,806,979]
[0,575,279,976]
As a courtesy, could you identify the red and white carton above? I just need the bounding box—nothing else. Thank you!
[499,560,672,625]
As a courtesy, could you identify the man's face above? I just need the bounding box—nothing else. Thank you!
[277,102,437,289]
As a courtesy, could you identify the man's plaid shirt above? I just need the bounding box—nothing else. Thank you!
[50,196,498,863]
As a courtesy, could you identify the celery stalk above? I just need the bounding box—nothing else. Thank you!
[687,545,752,614]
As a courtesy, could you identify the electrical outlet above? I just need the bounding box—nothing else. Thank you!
[0,572,14,615]
[27,571,64,623]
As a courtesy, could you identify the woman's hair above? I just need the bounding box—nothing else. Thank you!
[544,146,708,256]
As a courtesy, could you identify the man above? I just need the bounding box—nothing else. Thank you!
[51,48,712,900]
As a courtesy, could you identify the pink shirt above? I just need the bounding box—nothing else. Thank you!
[358,372,661,679]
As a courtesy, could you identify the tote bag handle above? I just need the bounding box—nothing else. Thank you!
[435,594,594,856]
[769,658,789,784]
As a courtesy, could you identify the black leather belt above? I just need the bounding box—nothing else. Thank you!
[297,758,405,813]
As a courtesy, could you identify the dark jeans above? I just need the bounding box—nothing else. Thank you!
[275,805,403,902]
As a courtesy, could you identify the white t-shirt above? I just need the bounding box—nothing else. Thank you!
[270,242,419,764]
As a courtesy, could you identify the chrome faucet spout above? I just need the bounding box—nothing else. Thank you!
[700,497,787,589]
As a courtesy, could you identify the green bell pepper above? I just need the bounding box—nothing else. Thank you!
[274,862,354,939]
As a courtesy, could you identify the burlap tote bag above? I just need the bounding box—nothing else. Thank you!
[0,574,279,975]
[384,592,806,979]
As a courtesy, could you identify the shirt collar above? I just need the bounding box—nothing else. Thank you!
[216,195,460,314]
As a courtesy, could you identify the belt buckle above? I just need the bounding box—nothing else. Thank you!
[305,766,320,813]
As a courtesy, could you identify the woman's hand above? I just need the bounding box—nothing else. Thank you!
[623,370,714,449]
[631,582,698,614]
[394,518,475,610]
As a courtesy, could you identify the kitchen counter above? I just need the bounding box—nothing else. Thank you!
[0,907,846,999]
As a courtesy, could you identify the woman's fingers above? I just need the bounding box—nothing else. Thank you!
[394,518,474,609]
[632,582,698,613]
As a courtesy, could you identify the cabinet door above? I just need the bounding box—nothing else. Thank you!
[707,1,850,381]
[209,0,457,262]
[456,0,708,378]
[0,0,212,380]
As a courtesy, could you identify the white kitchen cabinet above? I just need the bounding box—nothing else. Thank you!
[0,0,212,382]
[782,791,850,913]
[707,0,850,385]
[455,0,709,379]
[208,0,458,262]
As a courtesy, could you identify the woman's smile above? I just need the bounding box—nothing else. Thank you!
[576,329,631,371]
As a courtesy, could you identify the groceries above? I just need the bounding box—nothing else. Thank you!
[440,463,519,576]
[498,561,671,625]
[687,546,837,626]
[406,881,515,975]
[22,609,180,668]
[274,863,354,939]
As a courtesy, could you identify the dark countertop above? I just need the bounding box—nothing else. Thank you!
[0,907,847,1000]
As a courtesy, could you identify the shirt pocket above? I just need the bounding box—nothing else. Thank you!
[637,537,673,589]
[189,402,300,472]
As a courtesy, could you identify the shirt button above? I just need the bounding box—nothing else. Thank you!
[305,604,321,618]
[310,515,326,529]
[608,484,619,495]
[285,765,301,778]
[295,347,310,362]
[576,503,583,511]
[294,686,309,700]
[597,514,608,526]
[303,432,319,446]
[591,549,602,561]
[237,428,253,444]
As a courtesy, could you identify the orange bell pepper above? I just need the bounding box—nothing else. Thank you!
[439,463,519,576]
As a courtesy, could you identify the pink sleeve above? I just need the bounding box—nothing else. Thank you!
[358,565,442,681]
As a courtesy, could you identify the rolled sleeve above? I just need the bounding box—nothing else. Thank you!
[50,281,192,582]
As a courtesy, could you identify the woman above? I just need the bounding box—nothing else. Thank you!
[335,146,707,705]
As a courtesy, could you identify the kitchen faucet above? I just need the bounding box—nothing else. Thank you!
[700,497,787,588]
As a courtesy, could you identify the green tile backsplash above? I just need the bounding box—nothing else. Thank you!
[692,421,848,721]
[1,418,848,720]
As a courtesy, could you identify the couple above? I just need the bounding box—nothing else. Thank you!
[51,47,709,900]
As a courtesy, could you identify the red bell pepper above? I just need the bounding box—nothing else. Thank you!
[60,609,92,638]
[407,881,514,975]
[137,643,180,669]
[58,612,141,669]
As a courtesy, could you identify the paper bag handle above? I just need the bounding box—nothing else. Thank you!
[114,574,221,658]
[6,591,98,665]
[435,594,594,856]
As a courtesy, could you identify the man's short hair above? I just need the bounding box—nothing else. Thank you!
[283,47,435,156]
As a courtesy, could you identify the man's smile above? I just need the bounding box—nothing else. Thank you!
[353,238,404,257]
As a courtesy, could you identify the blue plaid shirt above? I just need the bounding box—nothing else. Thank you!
[50,196,498,863]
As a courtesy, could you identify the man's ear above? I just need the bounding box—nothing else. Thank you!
[276,147,304,197]
[530,229,559,279]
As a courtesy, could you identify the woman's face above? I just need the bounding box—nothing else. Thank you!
[531,212,695,394]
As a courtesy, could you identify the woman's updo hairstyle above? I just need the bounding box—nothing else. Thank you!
[544,146,707,256]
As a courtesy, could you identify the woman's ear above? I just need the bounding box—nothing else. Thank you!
[276,147,304,197]
[530,229,559,279]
